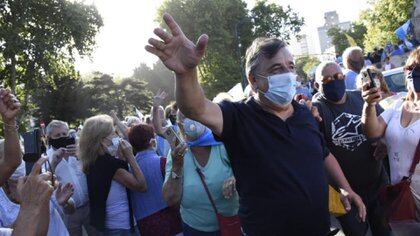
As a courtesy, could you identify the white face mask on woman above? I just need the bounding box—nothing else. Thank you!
[106,137,121,156]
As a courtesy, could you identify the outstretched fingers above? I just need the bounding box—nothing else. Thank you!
[163,13,183,37]
[195,34,209,56]
[154,28,172,43]
[145,45,168,61]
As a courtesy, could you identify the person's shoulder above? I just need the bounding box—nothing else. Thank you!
[218,97,256,112]
[98,154,126,168]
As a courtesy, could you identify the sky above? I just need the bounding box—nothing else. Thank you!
[75,0,370,77]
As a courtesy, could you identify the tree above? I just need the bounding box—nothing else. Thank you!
[132,61,176,102]
[157,0,253,98]
[32,75,92,126]
[361,0,413,51]
[327,27,350,56]
[250,0,304,41]
[296,56,320,80]
[0,0,103,93]
[328,22,367,55]
[156,0,304,98]
[86,73,153,118]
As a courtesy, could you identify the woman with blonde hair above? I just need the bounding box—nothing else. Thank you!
[78,114,147,236]
[362,48,420,231]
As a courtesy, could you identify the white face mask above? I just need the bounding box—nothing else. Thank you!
[106,137,121,156]
[258,72,297,106]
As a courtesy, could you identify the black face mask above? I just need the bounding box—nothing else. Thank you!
[49,136,75,149]
[349,59,365,73]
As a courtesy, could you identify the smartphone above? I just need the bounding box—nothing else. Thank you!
[43,160,55,187]
[162,126,183,150]
[362,68,376,90]
[23,128,42,163]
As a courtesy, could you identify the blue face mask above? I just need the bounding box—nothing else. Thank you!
[322,79,346,102]
[182,118,206,141]
[258,72,297,106]
[407,68,420,93]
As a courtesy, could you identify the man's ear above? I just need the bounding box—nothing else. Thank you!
[248,73,258,90]
[314,81,320,91]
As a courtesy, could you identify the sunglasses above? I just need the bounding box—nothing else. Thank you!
[322,73,345,82]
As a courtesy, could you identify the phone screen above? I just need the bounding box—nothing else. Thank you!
[163,126,183,150]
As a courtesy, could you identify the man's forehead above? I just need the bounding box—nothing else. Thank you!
[323,64,342,74]
[259,47,294,70]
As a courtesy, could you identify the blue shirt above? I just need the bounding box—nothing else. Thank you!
[165,144,239,232]
[216,98,330,235]
[131,150,167,220]
[344,69,358,90]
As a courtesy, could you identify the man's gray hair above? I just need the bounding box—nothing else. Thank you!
[46,120,69,137]
[245,37,287,76]
[342,46,363,69]
[315,61,341,84]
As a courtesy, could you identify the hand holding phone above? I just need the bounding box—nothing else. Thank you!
[162,126,184,150]
[362,68,376,90]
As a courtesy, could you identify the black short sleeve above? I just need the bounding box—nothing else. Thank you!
[217,100,237,141]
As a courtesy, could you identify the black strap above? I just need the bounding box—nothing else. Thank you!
[192,155,219,214]
[125,187,135,232]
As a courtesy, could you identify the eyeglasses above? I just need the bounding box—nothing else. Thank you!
[322,73,345,83]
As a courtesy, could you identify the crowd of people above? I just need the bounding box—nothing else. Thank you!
[0,12,420,236]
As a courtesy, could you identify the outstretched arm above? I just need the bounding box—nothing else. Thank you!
[0,88,22,186]
[146,13,223,136]
[152,89,168,136]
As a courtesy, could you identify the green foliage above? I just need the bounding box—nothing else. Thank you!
[86,73,153,119]
[362,0,413,52]
[32,75,91,126]
[296,56,320,80]
[157,0,303,98]
[0,0,102,130]
[251,0,304,41]
[157,0,253,98]
[132,61,175,103]
[327,22,367,55]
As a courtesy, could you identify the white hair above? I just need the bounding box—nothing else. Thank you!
[315,61,341,84]
[125,116,141,127]
[46,120,69,137]
[342,46,363,69]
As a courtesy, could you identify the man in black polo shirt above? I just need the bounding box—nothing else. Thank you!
[145,13,366,235]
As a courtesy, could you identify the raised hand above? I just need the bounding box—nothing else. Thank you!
[362,82,381,105]
[153,89,168,107]
[171,142,188,170]
[145,13,209,75]
[119,139,134,161]
[0,87,21,122]
[17,157,54,209]
[56,183,74,206]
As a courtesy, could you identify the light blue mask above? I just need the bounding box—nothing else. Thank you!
[182,118,206,141]
[258,72,297,106]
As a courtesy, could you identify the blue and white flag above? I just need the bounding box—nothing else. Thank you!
[395,20,411,41]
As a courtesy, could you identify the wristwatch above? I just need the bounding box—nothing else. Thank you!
[171,170,182,180]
